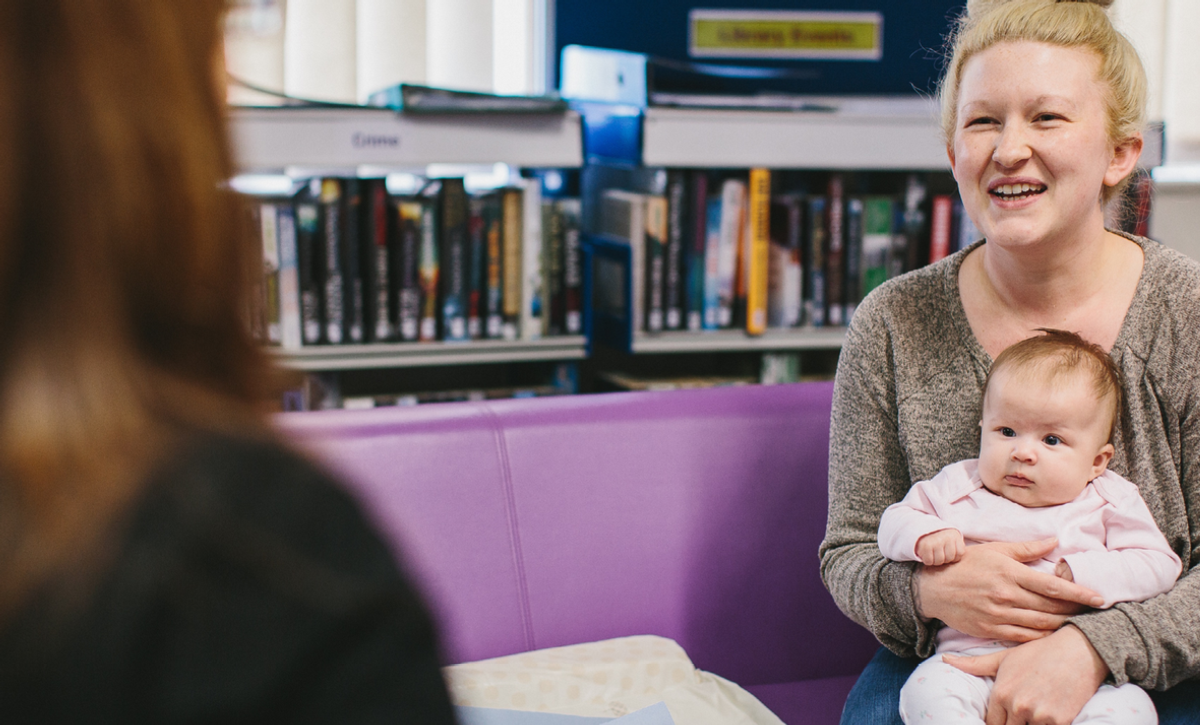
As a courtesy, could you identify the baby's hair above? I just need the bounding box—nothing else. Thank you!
[985,329,1123,441]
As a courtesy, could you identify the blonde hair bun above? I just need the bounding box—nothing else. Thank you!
[967,0,1114,20]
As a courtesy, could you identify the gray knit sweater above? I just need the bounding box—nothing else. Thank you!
[819,233,1200,690]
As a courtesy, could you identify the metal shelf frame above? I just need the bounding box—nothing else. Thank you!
[273,337,588,371]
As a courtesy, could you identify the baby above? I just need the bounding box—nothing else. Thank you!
[878,329,1181,724]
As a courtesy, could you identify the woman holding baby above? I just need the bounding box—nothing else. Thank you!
[820,0,1200,723]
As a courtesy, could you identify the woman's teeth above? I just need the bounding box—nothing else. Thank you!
[992,183,1046,199]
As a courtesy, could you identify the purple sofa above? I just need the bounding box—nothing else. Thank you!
[277,381,879,725]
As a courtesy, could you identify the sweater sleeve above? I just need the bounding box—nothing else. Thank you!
[819,300,942,659]
[1068,380,1200,689]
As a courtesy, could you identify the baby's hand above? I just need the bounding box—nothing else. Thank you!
[915,528,965,566]
[1055,560,1074,582]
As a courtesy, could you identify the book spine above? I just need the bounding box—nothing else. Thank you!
[929,194,953,264]
[320,179,345,345]
[467,196,486,339]
[418,196,439,342]
[644,194,668,333]
[439,177,469,341]
[501,188,523,341]
[745,168,771,336]
[956,198,980,252]
[844,197,864,322]
[363,179,393,342]
[295,202,324,345]
[717,179,745,329]
[259,202,282,345]
[559,198,583,335]
[665,170,686,330]
[342,178,364,343]
[861,196,893,298]
[805,196,827,328]
[703,197,722,330]
[484,193,504,338]
[276,204,303,350]
[825,175,845,327]
[396,200,423,341]
[768,194,803,329]
[542,199,565,336]
[520,178,543,341]
[686,172,708,331]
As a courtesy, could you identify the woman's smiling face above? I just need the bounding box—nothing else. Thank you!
[949,40,1137,251]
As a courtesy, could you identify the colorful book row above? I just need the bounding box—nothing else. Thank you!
[251,177,583,350]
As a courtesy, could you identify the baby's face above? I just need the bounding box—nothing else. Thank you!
[978,367,1114,507]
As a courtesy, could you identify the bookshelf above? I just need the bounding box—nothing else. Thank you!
[579,97,950,367]
[229,105,588,404]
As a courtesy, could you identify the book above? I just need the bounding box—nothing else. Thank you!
[745,168,771,335]
[702,196,722,330]
[467,196,487,339]
[599,189,647,334]
[417,192,440,342]
[897,174,927,278]
[825,175,846,327]
[482,192,504,339]
[558,198,583,335]
[804,196,827,327]
[520,177,544,341]
[361,178,393,342]
[844,196,864,322]
[644,194,668,333]
[342,178,364,344]
[276,204,303,349]
[686,172,709,331]
[861,196,894,298]
[501,187,523,341]
[929,194,954,264]
[319,179,345,345]
[295,200,324,345]
[438,177,470,341]
[542,199,565,335]
[258,201,282,345]
[716,178,746,328]
[956,199,981,252]
[395,199,424,342]
[664,171,687,330]
[768,193,803,328]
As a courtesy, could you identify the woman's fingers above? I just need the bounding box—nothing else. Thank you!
[1011,566,1104,608]
[943,649,1007,677]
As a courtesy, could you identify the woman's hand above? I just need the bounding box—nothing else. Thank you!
[914,538,1104,641]
[944,626,1109,725]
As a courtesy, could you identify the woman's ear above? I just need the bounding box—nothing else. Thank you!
[1104,133,1143,188]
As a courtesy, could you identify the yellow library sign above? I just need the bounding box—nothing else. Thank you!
[689,10,883,60]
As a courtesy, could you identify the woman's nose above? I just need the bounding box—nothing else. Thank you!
[993,123,1033,168]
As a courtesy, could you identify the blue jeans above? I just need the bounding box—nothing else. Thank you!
[841,647,1200,724]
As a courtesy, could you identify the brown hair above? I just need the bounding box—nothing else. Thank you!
[985,328,1123,441]
[0,0,272,614]
[939,0,1146,205]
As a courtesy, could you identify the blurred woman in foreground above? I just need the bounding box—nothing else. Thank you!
[0,2,457,720]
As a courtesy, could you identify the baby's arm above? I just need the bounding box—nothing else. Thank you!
[1058,485,1182,608]
[915,528,966,566]
[877,473,962,564]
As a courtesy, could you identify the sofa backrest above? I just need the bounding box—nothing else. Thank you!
[277,382,878,688]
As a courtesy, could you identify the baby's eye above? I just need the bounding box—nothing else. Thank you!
[1000,427,1016,437]
[1044,435,1061,446]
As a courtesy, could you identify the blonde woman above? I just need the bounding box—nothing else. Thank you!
[820,1,1200,722]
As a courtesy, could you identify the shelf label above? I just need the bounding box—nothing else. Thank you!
[689,10,883,60]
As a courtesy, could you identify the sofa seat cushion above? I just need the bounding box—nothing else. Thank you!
[744,676,856,725]
[444,635,782,725]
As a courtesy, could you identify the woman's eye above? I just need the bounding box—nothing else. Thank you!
[1000,427,1015,437]
[1044,435,1061,446]
[966,116,996,127]
[1035,113,1062,123]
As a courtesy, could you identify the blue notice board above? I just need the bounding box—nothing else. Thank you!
[555,0,966,97]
